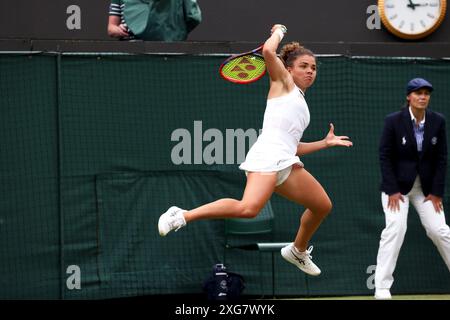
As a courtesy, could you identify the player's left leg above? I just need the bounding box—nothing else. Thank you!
[275,165,332,275]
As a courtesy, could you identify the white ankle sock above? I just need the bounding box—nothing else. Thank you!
[292,245,304,254]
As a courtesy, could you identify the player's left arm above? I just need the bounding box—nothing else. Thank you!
[297,123,353,156]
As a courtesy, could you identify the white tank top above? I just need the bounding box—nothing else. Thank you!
[239,86,310,172]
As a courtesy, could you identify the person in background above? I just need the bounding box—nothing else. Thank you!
[108,0,134,40]
[374,77,450,299]
[107,0,201,41]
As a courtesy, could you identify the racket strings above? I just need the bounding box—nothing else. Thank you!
[221,54,266,83]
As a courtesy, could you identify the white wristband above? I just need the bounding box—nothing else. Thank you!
[273,28,285,41]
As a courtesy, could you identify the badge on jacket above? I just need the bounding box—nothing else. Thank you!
[402,136,406,145]
[431,137,438,145]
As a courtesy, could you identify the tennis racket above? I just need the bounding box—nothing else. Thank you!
[219,45,266,84]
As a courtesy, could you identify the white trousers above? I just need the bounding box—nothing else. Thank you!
[375,177,450,289]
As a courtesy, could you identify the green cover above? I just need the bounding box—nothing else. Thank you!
[0,53,449,299]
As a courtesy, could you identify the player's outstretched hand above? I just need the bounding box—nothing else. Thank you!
[325,123,353,148]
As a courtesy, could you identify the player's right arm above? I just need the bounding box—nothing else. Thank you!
[263,25,293,98]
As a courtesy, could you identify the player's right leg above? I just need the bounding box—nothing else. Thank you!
[158,171,277,236]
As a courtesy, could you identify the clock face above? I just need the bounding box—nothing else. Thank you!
[379,0,447,39]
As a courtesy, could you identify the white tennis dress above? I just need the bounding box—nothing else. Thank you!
[239,86,310,173]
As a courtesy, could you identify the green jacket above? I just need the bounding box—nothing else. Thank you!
[123,0,202,41]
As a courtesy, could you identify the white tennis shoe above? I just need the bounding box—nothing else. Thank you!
[281,243,321,276]
[158,206,187,236]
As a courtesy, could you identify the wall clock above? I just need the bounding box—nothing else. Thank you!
[378,0,447,39]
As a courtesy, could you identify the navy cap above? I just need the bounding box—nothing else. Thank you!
[406,78,433,95]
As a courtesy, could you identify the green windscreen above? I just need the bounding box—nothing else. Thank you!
[1,52,449,299]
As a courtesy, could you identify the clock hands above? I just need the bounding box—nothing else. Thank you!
[407,0,418,10]
[407,0,430,10]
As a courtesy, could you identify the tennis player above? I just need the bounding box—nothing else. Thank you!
[374,78,450,299]
[158,24,353,276]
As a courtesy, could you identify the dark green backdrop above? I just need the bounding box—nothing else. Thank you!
[0,53,449,299]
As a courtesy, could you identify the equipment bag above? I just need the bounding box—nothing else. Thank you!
[202,264,245,301]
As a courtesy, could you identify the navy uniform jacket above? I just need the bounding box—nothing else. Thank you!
[379,107,447,197]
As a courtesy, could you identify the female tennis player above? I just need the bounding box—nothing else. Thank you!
[158,24,353,276]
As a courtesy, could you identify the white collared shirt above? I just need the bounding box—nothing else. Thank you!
[409,106,425,152]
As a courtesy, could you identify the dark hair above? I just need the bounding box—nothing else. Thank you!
[279,42,315,67]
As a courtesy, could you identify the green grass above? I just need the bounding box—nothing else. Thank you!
[287,294,450,300]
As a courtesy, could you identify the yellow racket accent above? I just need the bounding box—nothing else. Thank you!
[220,54,266,84]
